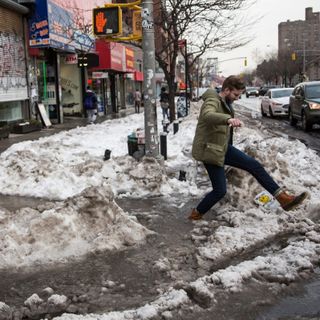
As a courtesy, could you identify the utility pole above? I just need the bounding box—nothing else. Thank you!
[303,39,306,75]
[184,40,189,115]
[141,0,159,157]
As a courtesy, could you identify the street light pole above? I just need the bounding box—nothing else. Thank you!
[142,0,159,158]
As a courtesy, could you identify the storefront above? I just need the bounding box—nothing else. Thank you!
[92,40,144,113]
[0,3,29,123]
[27,0,105,123]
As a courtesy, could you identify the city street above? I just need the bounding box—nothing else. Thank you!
[0,100,320,320]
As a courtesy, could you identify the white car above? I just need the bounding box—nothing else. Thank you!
[261,88,294,117]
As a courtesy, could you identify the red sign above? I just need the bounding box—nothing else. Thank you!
[94,40,125,72]
[125,47,135,72]
[134,71,144,82]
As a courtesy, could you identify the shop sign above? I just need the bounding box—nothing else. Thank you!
[133,11,142,37]
[94,41,127,72]
[126,73,134,80]
[28,0,94,51]
[92,72,109,79]
[28,1,50,47]
[125,47,135,72]
[64,54,78,64]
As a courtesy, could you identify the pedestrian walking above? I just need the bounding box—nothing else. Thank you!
[134,89,141,113]
[84,86,98,124]
[160,87,170,120]
[189,76,308,220]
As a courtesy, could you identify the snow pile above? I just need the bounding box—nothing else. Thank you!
[188,237,320,302]
[54,289,189,320]
[0,113,200,200]
[191,126,320,267]
[0,186,152,269]
[1,102,320,319]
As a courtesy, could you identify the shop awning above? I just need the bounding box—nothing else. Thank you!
[94,40,126,72]
[0,0,29,14]
[94,40,141,75]
[134,71,144,82]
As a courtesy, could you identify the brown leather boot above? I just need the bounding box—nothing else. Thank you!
[188,208,203,220]
[276,190,308,211]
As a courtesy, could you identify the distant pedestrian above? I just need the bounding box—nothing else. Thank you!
[160,87,169,120]
[84,86,98,124]
[134,89,141,113]
[189,75,308,220]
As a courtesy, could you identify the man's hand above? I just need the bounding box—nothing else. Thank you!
[227,118,243,127]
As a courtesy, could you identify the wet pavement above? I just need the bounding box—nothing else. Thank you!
[0,197,199,318]
[1,194,320,320]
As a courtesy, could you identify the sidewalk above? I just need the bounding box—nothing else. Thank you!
[0,108,136,154]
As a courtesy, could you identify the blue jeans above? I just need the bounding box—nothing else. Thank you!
[196,144,280,214]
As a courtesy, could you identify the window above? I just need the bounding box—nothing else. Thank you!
[305,85,320,99]
[272,89,293,98]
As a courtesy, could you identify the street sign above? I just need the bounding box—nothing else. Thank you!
[77,53,99,68]
[133,10,142,37]
[93,7,122,36]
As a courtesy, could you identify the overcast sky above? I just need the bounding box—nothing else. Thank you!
[214,0,320,77]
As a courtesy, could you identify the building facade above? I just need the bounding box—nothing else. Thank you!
[0,1,29,124]
[0,0,145,127]
[279,7,320,81]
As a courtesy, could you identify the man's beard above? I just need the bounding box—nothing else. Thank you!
[226,95,233,104]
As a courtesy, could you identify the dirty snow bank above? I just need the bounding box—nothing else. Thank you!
[0,186,152,269]
[0,112,200,200]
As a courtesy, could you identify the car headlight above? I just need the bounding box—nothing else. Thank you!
[272,102,282,106]
[309,103,320,110]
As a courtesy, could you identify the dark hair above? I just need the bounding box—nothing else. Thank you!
[222,76,245,91]
[161,87,166,92]
[86,85,91,90]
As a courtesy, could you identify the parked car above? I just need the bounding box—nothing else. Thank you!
[289,81,320,131]
[246,87,259,98]
[261,88,294,117]
[259,85,277,96]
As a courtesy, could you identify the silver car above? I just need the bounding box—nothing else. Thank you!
[261,88,294,117]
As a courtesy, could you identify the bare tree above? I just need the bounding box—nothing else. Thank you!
[154,0,257,121]
[256,51,300,86]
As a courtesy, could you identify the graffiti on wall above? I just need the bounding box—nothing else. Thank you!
[0,30,27,91]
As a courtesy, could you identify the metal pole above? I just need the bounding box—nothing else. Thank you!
[196,59,199,99]
[160,132,167,160]
[303,40,306,75]
[185,40,189,115]
[142,0,159,157]
[173,120,179,134]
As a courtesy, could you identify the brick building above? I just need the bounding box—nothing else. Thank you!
[278,7,320,81]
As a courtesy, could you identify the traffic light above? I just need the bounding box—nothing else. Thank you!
[244,57,247,67]
[291,52,296,61]
[93,7,122,36]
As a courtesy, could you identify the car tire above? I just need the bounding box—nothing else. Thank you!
[269,106,274,118]
[246,94,249,98]
[288,108,297,126]
[261,105,267,117]
[301,111,312,132]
